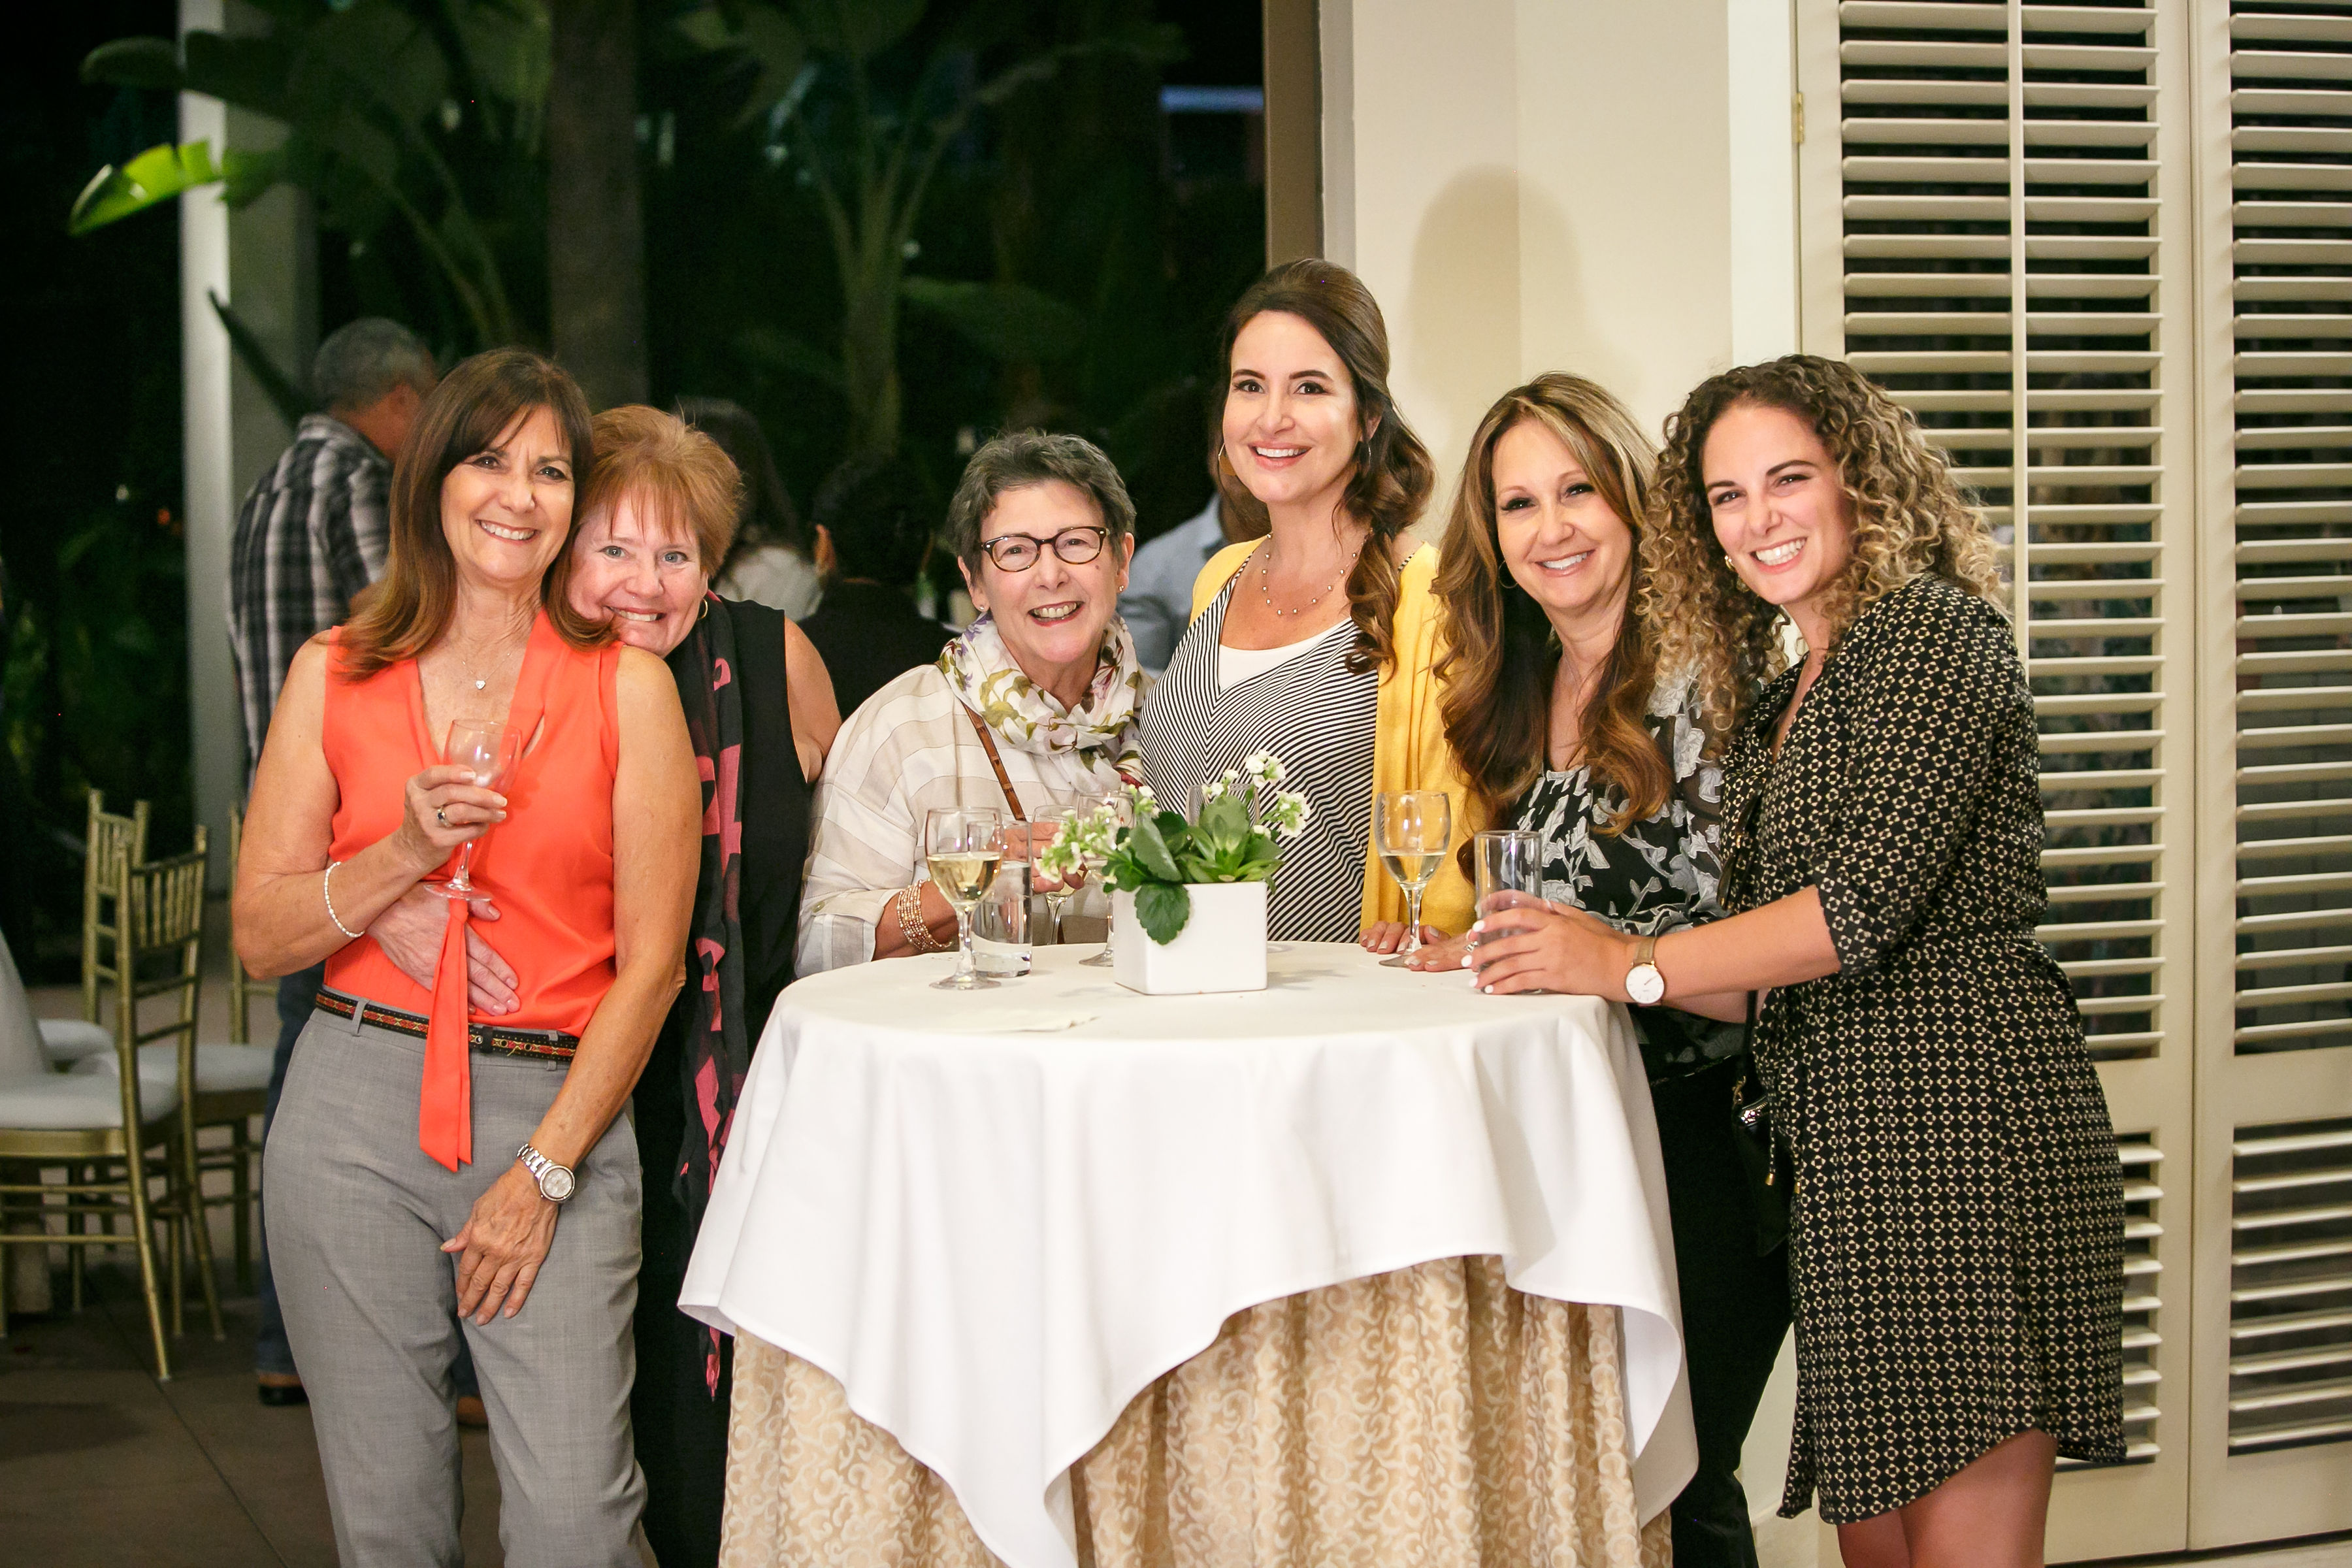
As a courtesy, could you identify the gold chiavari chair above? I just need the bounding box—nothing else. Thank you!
[80,791,150,1026]
[198,807,276,1288]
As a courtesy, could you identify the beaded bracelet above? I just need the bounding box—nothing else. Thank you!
[323,860,364,940]
[894,883,951,955]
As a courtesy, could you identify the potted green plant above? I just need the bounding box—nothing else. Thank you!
[1041,753,1311,994]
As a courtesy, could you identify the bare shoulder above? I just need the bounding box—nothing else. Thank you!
[613,644,679,702]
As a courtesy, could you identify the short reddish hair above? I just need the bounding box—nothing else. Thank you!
[576,405,743,572]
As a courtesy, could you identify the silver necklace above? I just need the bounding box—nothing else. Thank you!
[1258,543,1360,618]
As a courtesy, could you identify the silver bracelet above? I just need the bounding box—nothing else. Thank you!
[323,860,363,940]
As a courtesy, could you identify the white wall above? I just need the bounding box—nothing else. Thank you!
[1321,0,1798,513]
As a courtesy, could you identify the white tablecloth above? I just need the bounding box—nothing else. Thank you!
[681,943,1697,1568]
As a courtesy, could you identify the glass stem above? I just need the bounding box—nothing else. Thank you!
[1403,886,1424,955]
[955,905,976,983]
[452,842,476,890]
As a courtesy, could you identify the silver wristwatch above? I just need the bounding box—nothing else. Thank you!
[516,1142,576,1203]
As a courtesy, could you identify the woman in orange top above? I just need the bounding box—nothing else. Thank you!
[234,347,699,1568]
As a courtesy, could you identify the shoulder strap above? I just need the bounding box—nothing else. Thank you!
[960,705,1027,822]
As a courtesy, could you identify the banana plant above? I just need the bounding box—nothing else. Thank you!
[71,0,550,353]
[679,0,1175,456]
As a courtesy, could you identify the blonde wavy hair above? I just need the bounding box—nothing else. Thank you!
[1644,354,2004,740]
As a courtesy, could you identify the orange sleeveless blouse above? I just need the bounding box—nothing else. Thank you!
[322,613,622,1168]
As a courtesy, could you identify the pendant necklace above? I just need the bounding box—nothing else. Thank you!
[1258,541,1360,619]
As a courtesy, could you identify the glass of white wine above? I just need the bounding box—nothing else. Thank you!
[429,718,515,898]
[925,806,1004,991]
[1078,791,1134,969]
[1373,790,1452,966]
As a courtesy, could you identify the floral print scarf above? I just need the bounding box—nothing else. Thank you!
[937,611,1148,784]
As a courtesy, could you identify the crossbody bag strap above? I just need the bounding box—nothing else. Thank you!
[960,704,1028,823]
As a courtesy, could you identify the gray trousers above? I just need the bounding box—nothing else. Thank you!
[267,1006,645,1568]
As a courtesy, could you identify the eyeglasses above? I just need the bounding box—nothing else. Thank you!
[979,526,1110,572]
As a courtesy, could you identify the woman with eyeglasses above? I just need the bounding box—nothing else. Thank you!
[796,430,1147,972]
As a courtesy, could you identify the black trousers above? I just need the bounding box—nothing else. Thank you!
[632,1028,732,1568]
[1654,1056,1795,1568]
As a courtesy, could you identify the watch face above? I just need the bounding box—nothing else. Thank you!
[1626,963,1666,1007]
[542,1165,576,1203]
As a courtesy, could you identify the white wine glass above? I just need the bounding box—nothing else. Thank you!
[1078,791,1134,969]
[1030,806,1083,946]
[1373,791,1452,966]
[925,806,1004,991]
[429,718,515,898]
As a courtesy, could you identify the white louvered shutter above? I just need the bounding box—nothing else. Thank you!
[1799,1,2195,1554]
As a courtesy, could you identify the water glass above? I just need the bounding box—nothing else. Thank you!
[973,827,1034,977]
[1471,829,1544,924]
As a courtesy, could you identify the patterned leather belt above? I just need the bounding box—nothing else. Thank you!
[314,988,580,1062]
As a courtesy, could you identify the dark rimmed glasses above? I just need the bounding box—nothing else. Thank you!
[978,526,1111,572]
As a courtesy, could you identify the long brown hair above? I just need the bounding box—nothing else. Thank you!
[1211,259,1434,674]
[339,348,604,679]
[1646,354,2004,740]
[1437,375,1669,866]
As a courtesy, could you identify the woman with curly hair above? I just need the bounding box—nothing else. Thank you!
[1139,259,1471,938]
[1366,372,1789,1567]
[1469,355,2123,1562]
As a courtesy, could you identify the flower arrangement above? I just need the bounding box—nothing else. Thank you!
[1037,752,1313,945]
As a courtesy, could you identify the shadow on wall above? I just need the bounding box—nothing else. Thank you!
[1402,165,1646,520]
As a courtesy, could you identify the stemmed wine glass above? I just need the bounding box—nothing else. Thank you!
[1078,791,1134,969]
[1373,791,1452,966]
[429,718,517,898]
[925,806,1004,991]
[1030,806,1082,946]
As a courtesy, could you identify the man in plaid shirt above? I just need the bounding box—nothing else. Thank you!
[227,317,436,1409]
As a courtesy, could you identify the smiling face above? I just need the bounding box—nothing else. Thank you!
[438,404,576,593]
[566,493,706,656]
[960,479,1134,706]
[1490,416,1635,634]
[1701,400,1857,643]
[1221,310,1370,516]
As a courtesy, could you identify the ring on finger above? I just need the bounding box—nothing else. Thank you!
[436,807,449,827]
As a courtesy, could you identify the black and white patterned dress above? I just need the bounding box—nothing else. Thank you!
[1718,575,2125,1522]
[1138,574,1377,941]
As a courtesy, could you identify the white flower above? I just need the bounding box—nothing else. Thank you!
[1265,789,1313,839]
[1200,776,1228,802]
[1132,785,1156,811]
[1243,751,1287,787]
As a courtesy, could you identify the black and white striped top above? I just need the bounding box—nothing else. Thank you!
[1138,572,1378,941]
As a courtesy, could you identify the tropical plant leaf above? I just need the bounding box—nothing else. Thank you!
[181,30,296,122]
[210,291,314,427]
[221,143,289,208]
[1126,812,1183,883]
[902,278,1085,363]
[736,324,845,391]
[1198,789,1248,844]
[80,37,181,92]
[792,0,921,61]
[68,142,222,235]
[1134,880,1191,945]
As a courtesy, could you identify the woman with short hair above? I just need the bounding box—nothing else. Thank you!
[797,429,1145,973]
[234,349,701,1568]
[1477,355,2124,1562]
[1139,259,1470,939]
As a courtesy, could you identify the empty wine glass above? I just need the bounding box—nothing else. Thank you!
[1079,791,1134,969]
[1030,806,1083,945]
[1374,790,1452,966]
[429,718,515,898]
[924,806,1004,991]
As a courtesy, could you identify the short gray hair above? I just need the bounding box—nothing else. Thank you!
[312,318,436,413]
[946,430,1136,574]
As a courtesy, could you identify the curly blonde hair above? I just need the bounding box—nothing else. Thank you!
[1643,354,2004,740]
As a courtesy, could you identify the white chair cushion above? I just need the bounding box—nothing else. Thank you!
[36,1017,116,1066]
[0,933,51,1077]
[71,1042,274,1097]
[0,1067,178,1130]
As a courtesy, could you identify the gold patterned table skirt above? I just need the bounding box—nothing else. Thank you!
[718,1256,1673,1568]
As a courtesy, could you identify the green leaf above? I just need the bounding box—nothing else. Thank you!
[69,142,223,235]
[793,0,921,61]
[1199,789,1248,844]
[182,31,295,122]
[1127,813,1183,883]
[901,278,1086,363]
[736,325,845,392]
[221,144,288,208]
[81,37,182,92]
[1134,881,1192,945]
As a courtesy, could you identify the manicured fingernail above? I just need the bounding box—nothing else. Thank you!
[1469,921,1484,933]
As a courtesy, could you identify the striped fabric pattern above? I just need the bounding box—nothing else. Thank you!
[1138,577,1376,942]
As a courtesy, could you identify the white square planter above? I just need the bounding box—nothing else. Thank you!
[1112,881,1268,995]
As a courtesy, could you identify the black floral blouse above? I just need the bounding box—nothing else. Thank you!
[1506,673,1746,1082]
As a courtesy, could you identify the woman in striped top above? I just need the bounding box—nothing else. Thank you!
[1139,260,1471,941]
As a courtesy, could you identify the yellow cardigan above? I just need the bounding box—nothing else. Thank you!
[1189,541,1475,934]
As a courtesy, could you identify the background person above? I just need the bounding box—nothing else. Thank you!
[1471,355,2125,1563]
[684,397,823,621]
[225,314,458,1410]
[233,348,700,1568]
[1139,259,1469,939]
[1119,492,1268,675]
[1368,373,1788,1568]
[798,431,1142,973]
[562,405,839,1568]
[795,451,952,717]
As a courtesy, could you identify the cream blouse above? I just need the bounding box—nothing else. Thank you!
[796,664,1127,974]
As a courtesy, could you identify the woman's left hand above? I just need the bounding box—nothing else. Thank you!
[1468,894,1635,996]
[442,1164,561,1324]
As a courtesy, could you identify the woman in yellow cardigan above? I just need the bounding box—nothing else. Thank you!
[1137,259,1471,939]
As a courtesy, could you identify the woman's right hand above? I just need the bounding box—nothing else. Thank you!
[395,762,508,873]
